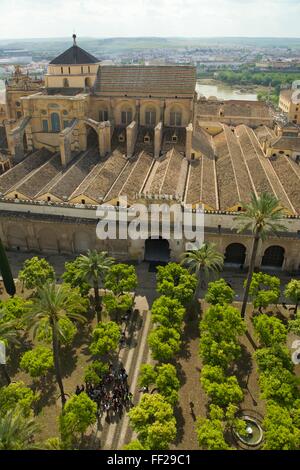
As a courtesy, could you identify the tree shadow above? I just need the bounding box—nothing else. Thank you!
[72,321,93,350]
[177,317,199,361]
[7,333,33,376]
[245,330,258,351]
[33,375,57,411]
[173,404,185,446]
[61,347,78,378]
[232,344,253,389]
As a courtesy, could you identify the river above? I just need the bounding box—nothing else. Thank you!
[196,80,258,101]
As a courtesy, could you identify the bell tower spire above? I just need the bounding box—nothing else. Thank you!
[72,33,77,46]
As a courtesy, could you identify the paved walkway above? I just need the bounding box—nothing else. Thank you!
[6,250,297,298]
[93,264,157,450]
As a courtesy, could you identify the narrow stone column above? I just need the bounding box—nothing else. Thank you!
[126,121,138,158]
[185,122,193,160]
[154,122,163,159]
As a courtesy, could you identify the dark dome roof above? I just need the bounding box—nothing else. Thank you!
[50,44,99,65]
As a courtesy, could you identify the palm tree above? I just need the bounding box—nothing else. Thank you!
[24,283,86,408]
[181,242,224,299]
[77,250,114,322]
[0,316,19,385]
[0,406,39,450]
[235,192,287,318]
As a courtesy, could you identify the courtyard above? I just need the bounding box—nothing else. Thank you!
[1,250,300,450]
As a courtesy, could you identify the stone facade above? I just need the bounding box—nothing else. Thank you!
[1,201,300,272]
[279,87,300,125]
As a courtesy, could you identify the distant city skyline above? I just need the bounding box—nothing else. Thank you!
[0,0,300,40]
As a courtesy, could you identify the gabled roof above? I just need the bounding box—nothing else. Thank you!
[94,65,196,96]
[50,45,99,65]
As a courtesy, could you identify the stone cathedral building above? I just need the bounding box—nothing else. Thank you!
[0,36,300,272]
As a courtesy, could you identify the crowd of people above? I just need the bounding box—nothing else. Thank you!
[75,364,133,419]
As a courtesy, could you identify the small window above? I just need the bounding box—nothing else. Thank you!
[172,135,177,143]
[16,111,22,119]
[68,67,71,74]
[88,66,90,73]
[47,196,51,202]
[63,78,69,88]
[237,206,242,212]
[63,121,69,129]
[99,110,108,122]
[15,194,18,199]
[61,67,63,74]
[15,101,21,107]
[42,120,48,132]
[81,199,85,204]
[51,113,60,132]
[191,153,195,160]
[81,66,83,74]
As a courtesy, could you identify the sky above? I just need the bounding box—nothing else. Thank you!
[0,0,299,39]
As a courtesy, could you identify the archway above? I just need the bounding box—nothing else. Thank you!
[224,243,246,267]
[144,238,170,263]
[262,245,285,269]
[86,125,98,148]
[73,231,92,254]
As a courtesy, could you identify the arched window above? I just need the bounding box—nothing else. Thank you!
[51,113,60,132]
[99,109,108,122]
[121,107,133,125]
[170,106,182,126]
[63,78,69,88]
[145,107,156,126]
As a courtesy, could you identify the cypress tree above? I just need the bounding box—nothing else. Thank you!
[0,239,16,297]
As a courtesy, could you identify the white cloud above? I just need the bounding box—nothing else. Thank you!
[0,0,299,38]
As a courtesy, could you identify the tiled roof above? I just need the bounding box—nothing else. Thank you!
[0,148,52,195]
[50,45,99,65]
[196,99,271,119]
[95,65,196,95]
[3,123,300,216]
[270,136,300,152]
